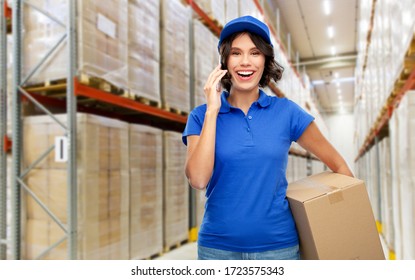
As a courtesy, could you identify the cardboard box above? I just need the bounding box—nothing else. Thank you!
[286,171,385,260]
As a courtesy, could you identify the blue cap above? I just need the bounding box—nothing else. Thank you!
[218,15,273,51]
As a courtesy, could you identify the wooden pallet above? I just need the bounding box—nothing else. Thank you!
[23,76,189,119]
[143,252,164,260]
[79,73,126,96]
[24,78,68,97]
[121,90,162,109]
[163,105,189,117]
[163,239,189,253]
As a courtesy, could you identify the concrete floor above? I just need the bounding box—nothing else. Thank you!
[155,241,198,260]
[155,234,389,260]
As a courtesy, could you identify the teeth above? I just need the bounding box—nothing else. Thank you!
[237,71,254,75]
[237,71,254,78]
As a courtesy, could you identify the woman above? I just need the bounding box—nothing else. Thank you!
[182,15,353,260]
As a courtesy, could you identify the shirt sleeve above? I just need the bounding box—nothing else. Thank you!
[182,105,206,146]
[289,100,315,142]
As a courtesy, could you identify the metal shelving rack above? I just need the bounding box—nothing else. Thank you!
[0,0,11,260]
[354,0,415,162]
[7,0,188,260]
[355,42,415,162]
[8,0,78,260]
[352,2,415,259]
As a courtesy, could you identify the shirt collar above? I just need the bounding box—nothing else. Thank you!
[219,89,271,113]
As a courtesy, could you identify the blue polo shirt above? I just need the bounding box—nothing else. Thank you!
[182,89,314,252]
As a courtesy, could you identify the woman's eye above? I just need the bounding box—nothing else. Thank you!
[252,51,261,56]
[231,51,241,55]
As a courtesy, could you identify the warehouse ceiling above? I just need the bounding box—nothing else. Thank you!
[273,0,358,115]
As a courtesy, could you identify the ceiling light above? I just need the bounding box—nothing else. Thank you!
[327,26,334,38]
[323,0,331,15]
[331,46,336,56]
[337,89,341,94]
[311,76,355,85]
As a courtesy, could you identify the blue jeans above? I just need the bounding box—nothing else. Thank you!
[198,244,300,260]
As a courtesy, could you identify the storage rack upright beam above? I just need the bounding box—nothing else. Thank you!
[187,12,196,241]
[0,0,10,260]
[10,0,78,259]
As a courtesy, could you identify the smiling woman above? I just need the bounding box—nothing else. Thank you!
[182,15,353,260]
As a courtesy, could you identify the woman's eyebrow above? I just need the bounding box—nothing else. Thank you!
[230,47,260,51]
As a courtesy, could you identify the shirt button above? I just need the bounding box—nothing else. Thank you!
[248,116,252,120]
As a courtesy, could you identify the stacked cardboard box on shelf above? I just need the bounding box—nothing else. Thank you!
[193,0,225,27]
[311,160,326,175]
[128,0,160,103]
[23,113,195,259]
[160,0,191,114]
[21,0,165,103]
[77,0,128,89]
[22,0,67,85]
[354,0,415,260]
[355,0,415,149]
[192,19,217,107]
[129,124,163,260]
[388,90,415,259]
[357,91,415,260]
[238,0,260,18]
[23,114,130,260]
[224,0,239,23]
[163,131,189,250]
[378,137,395,253]
[23,0,129,90]
[194,190,206,229]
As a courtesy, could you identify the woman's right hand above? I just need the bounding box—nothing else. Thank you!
[203,64,228,113]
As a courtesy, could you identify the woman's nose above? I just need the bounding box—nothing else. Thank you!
[240,54,251,65]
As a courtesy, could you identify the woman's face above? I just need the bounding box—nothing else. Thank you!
[226,33,265,93]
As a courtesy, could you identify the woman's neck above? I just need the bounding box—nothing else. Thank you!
[228,88,260,114]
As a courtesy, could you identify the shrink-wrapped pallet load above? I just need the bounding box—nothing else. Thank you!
[195,190,206,230]
[193,0,225,27]
[311,160,326,175]
[225,0,239,23]
[160,0,191,114]
[78,0,128,89]
[286,156,295,183]
[192,19,217,107]
[238,0,261,18]
[378,137,394,254]
[162,131,189,250]
[129,124,163,260]
[389,90,415,259]
[22,0,67,85]
[128,0,160,103]
[23,113,130,259]
[23,0,128,90]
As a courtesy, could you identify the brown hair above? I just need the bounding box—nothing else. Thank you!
[219,32,284,92]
